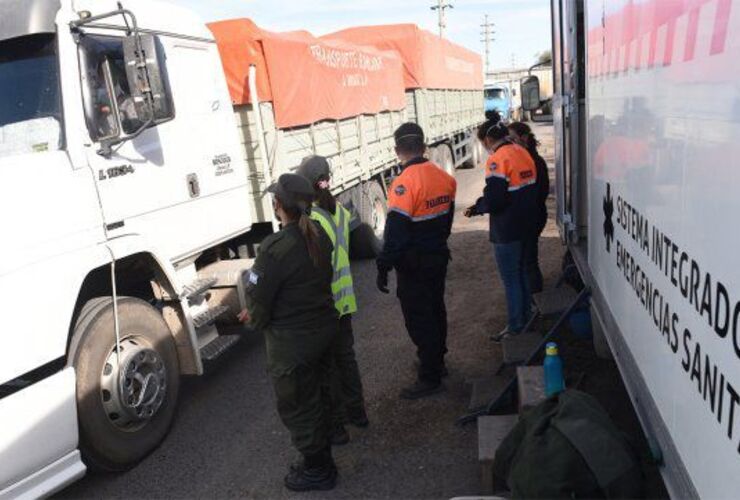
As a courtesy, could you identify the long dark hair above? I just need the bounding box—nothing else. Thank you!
[477,109,509,143]
[313,176,337,215]
[279,194,324,268]
[508,121,540,153]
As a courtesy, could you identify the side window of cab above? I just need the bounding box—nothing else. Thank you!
[78,34,174,143]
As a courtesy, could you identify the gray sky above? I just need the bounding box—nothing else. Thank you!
[176,0,551,71]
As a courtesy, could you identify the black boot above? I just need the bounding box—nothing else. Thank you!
[399,379,445,400]
[347,407,369,428]
[329,424,350,445]
[413,361,450,378]
[284,450,337,492]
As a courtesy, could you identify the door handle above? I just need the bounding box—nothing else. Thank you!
[187,173,200,198]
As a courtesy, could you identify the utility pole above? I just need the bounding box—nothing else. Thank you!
[480,14,495,76]
[430,0,453,38]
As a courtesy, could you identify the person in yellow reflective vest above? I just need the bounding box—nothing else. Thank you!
[298,156,368,446]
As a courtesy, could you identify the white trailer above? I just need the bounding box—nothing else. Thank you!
[234,84,484,258]
[405,88,485,173]
[233,100,406,258]
[522,0,740,497]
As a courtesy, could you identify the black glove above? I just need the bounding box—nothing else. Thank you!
[464,205,478,218]
[376,269,389,294]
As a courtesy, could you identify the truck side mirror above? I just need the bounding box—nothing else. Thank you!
[123,34,174,124]
[521,76,541,111]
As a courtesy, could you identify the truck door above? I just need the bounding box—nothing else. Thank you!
[552,0,587,244]
[73,2,251,261]
[76,29,193,255]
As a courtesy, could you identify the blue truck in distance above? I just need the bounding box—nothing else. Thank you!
[484,84,511,120]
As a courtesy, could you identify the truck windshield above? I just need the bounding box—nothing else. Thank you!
[485,88,506,100]
[0,34,63,159]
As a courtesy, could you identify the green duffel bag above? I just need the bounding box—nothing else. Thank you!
[493,389,644,499]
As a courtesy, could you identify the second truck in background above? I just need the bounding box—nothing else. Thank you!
[210,20,485,257]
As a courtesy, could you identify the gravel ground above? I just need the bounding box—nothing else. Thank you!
[58,124,661,499]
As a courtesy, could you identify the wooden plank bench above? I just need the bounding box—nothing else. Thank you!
[516,365,546,413]
[478,415,517,494]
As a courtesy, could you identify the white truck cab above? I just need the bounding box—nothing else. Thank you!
[0,1,254,496]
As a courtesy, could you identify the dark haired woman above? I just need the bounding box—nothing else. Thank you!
[297,156,368,446]
[508,121,549,293]
[464,111,539,340]
[238,173,339,491]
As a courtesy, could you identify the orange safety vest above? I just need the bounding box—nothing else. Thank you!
[388,160,457,221]
[485,142,537,192]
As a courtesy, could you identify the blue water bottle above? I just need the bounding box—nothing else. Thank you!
[544,342,565,397]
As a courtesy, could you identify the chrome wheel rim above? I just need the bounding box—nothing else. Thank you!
[372,197,386,239]
[100,337,167,431]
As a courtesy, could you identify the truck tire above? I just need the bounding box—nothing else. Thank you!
[68,296,180,471]
[430,144,454,175]
[350,180,386,259]
[471,137,485,168]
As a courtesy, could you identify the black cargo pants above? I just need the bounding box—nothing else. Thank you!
[396,252,449,385]
[265,321,338,462]
[329,314,366,426]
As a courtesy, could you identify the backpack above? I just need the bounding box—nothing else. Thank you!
[493,389,644,498]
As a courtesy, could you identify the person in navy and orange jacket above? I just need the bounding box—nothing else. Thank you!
[507,121,550,294]
[465,111,539,341]
[376,122,457,400]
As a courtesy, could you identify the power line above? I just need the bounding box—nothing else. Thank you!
[480,14,495,75]
[430,0,453,38]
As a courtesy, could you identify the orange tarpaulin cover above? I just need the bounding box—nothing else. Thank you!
[208,19,407,129]
[324,24,483,91]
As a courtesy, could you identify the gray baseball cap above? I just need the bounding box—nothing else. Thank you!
[297,155,331,185]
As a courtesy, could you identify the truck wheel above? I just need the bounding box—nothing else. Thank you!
[479,139,488,165]
[350,181,386,259]
[430,144,454,175]
[441,144,455,176]
[470,137,485,168]
[68,296,180,471]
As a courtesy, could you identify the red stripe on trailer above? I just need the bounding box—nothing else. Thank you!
[711,0,732,55]
[647,30,658,68]
[662,19,677,67]
[623,40,631,72]
[684,7,701,61]
[589,0,735,80]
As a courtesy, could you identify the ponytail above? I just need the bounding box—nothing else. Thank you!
[298,210,323,268]
[477,109,508,142]
[314,178,337,215]
[507,121,540,153]
[277,190,326,268]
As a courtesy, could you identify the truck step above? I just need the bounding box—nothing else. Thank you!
[532,286,578,317]
[502,331,542,365]
[468,375,510,412]
[180,276,218,300]
[198,259,254,288]
[192,305,229,329]
[200,334,241,363]
[516,365,546,413]
[478,414,518,494]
